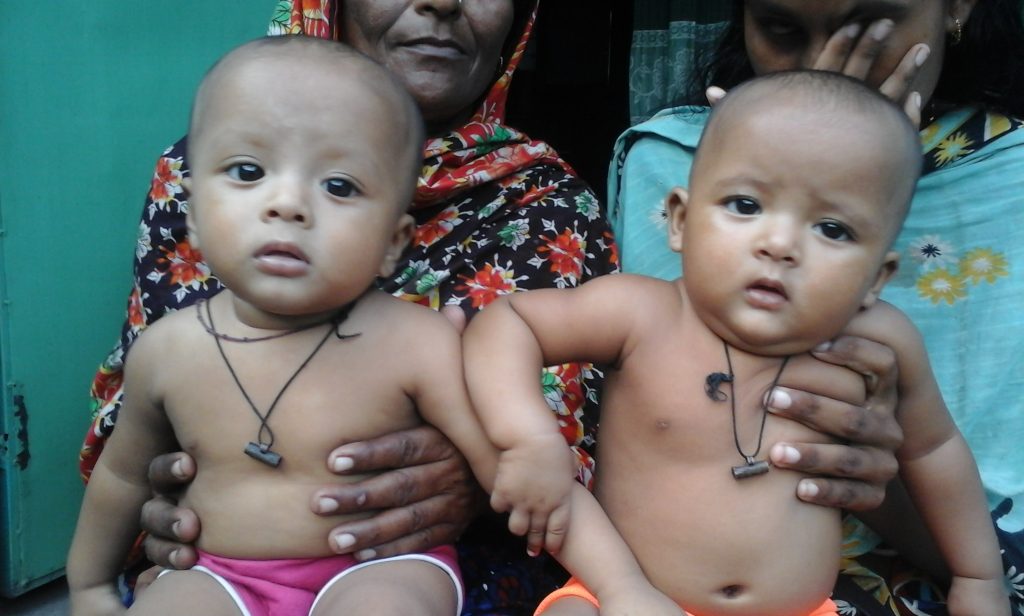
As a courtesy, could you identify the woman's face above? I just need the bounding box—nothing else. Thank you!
[342,0,514,133]
[743,0,969,106]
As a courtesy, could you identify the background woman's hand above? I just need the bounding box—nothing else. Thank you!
[313,424,483,560]
[766,335,903,510]
[812,19,929,125]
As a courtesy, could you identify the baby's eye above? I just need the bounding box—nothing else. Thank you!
[226,163,264,182]
[323,177,359,198]
[724,197,761,216]
[815,221,855,241]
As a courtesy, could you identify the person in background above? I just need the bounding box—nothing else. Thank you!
[82,1,911,613]
[609,0,1024,613]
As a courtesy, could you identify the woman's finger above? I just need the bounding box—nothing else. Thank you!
[147,452,196,496]
[770,440,899,485]
[141,529,199,570]
[327,425,458,475]
[878,44,930,111]
[766,386,903,452]
[140,495,201,544]
[836,19,894,80]
[705,86,727,106]
[813,22,864,72]
[327,494,478,561]
[314,452,472,514]
[795,476,889,511]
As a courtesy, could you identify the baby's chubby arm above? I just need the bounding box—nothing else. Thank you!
[67,324,179,615]
[848,303,1008,614]
[462,275,658,557]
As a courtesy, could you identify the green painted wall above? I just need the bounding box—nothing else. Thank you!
[0,2,271,597]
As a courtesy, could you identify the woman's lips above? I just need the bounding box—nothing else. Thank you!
[399,37,466,60]
[254,243,309,277]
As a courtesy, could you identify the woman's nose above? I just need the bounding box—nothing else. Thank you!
[414,0,462,17]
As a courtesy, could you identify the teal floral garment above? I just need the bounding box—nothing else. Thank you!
[608,105,1024,614]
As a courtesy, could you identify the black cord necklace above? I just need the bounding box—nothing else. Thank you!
[704,339,791,480]
[201,300,360,468]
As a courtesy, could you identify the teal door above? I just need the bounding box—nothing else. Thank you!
[0,2,270,597]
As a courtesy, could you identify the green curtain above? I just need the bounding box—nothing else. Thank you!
[629,0,733,124]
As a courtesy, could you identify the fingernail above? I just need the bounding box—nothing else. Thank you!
[813,341,832,353]
[355,548,377,561]
[843,23,862,39]
[872,19,894,40]
[333,533,356,551]
[767,389,792,410]
[171,520,182,538]
[171,459,187,479]
[168,549,181,568]
[317,497,339,513]
[331,456,354,472]
[771,443,801,464]
[914,45,930,67]
[797,480,820,499]
[911,91,922,111]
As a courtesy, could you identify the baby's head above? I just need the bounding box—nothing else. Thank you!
[184,36,424,319]
[666,70,921,354]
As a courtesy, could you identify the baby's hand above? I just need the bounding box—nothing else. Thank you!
[598,580,685,616]
[946,575,1010,616]
[489,432,575,556]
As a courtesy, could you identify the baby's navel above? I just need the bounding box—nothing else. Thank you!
[654,418,671,431]
[718,584,746,599]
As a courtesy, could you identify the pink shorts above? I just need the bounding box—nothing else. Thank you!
[534,577,837,616]
[159,546,462,616]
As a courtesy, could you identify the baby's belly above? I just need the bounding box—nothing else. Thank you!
[182,469,371,559]
[598,462,841,616]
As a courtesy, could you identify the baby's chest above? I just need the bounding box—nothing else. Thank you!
[163,355,419,461]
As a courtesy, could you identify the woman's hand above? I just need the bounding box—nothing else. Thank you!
[140,428,483,567]
[140,452,200,570]
[812,19,930,125]
[314,424,484,560]
[766,335,903,511]
[708,19,930,125]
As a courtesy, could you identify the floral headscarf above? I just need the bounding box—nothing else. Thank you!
[268,0,574,207]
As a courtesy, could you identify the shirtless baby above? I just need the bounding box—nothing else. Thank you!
[463,71,1008,616]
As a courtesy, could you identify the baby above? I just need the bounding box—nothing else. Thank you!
[67,36,497,616]
[463,71,1008,616]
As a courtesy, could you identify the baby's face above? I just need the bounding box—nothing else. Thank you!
[671,105,904,354]
[186,57,413,321]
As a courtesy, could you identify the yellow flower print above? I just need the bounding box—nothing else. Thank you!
[960,248,1009,285]
[917,268,967,305]
[933,131,975,167]
[919,122,940,145]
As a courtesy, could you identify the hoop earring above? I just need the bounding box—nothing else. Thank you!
[950,17,963,45]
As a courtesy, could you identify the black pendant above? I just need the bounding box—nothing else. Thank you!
[245,442,282,467]
[731,457,769,479]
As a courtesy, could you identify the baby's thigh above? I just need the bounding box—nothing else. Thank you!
[310,559,458,616]
[128,570,241,616]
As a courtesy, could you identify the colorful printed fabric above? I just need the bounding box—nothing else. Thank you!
[83,2,618,614]
[607,104,1024,614]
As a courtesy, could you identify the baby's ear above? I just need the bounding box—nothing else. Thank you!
[379,213,415,278]
[861,251,900,309]
[666,187,689,254]
[183,178,200,251]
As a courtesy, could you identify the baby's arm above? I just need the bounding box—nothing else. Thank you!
[462,275,653,557]
[853,304,1008,614]
[67,331,178,616]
